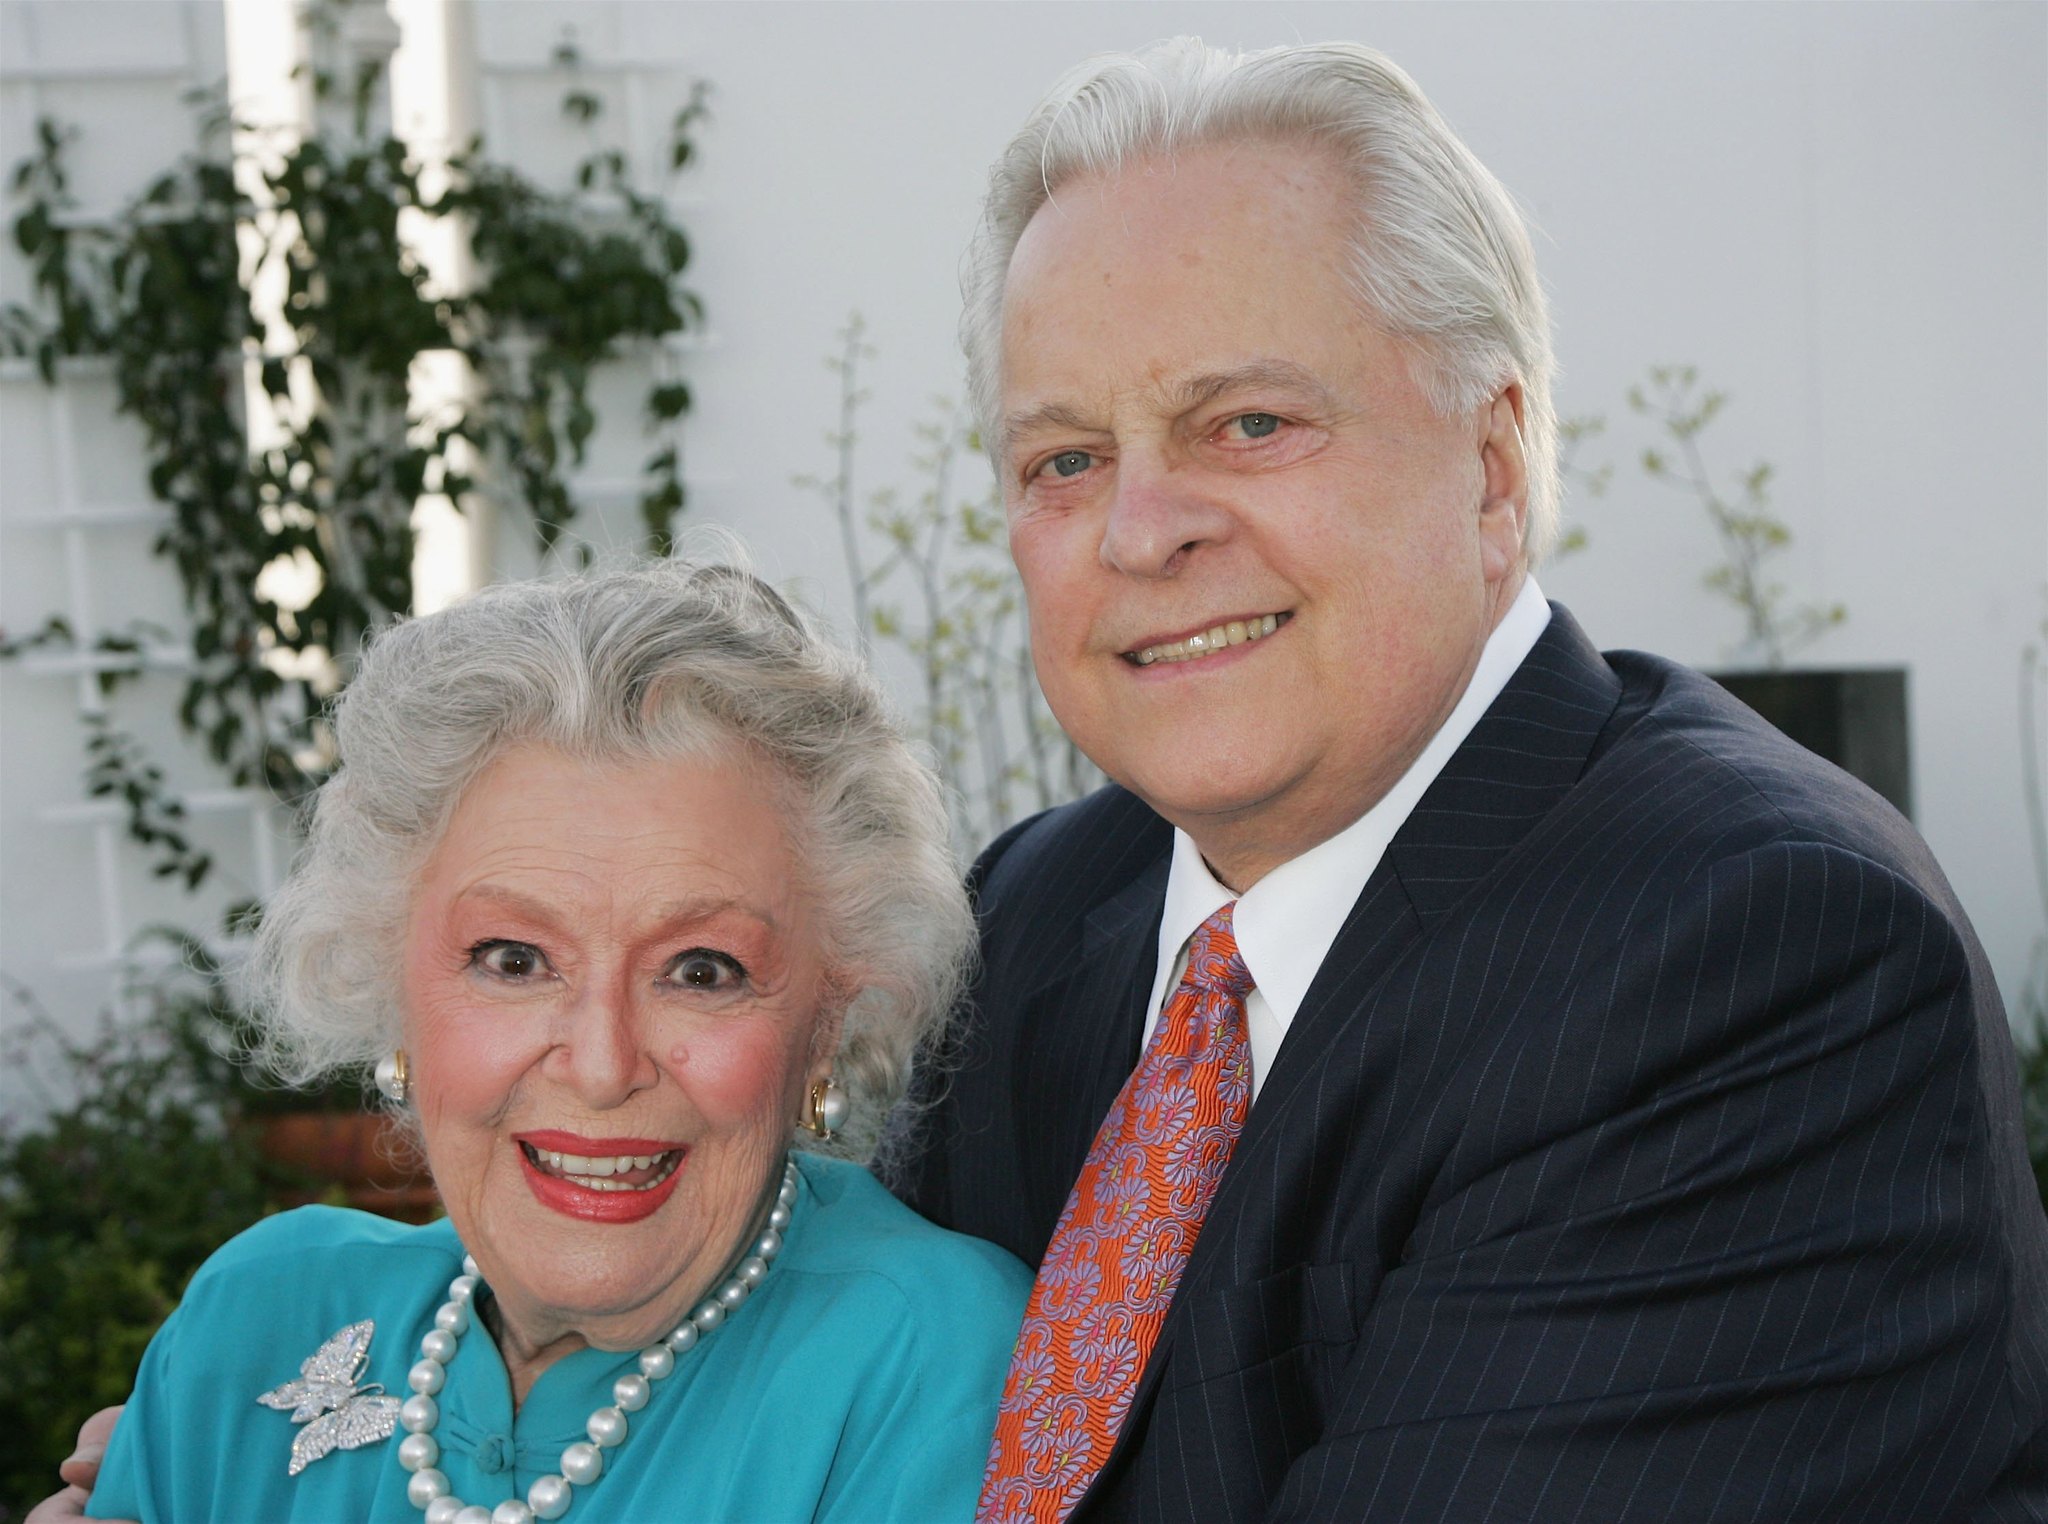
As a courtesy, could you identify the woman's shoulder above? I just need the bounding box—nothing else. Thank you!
[789,1154,1031,1310]
[185,1204,462,1302]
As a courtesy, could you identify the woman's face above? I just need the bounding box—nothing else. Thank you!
[400,743,834,1355]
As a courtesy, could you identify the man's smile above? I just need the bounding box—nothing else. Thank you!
[1124,611,1290,667]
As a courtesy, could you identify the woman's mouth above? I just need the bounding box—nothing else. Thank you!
[519,1142,683,1192]
[514,1132,690,1222]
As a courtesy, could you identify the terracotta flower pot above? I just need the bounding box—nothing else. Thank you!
[258,1110,440,1223]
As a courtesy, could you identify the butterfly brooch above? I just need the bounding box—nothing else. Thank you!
[256,1319,402,1476]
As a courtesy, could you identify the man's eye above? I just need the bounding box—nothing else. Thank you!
[1228,413,1282,440]
[665,950,746,991]
[1040,449,1094,479]
[472,940,550,979]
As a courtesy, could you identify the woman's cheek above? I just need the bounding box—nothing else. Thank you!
[408,982,545,1120]
[669,1017,809,1126]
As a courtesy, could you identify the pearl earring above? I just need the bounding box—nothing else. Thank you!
[374,1049,410,1104]
[800,1076,849,1141]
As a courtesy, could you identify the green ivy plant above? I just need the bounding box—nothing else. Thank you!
[1630,365,1845,668]
[1,55,706,892]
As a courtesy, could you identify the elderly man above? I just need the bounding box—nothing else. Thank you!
[901,37,2048,1524]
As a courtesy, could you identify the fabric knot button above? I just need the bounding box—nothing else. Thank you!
[473,1434,512,1475]
[1183,903,1253,1000]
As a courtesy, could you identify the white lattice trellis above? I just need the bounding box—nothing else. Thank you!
[0,2,285,1085]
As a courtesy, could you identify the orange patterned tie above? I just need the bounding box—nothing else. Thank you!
[979,903,1254,1523]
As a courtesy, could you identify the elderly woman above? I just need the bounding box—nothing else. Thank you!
[78,561,1029,1524]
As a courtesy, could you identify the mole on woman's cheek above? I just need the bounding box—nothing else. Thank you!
[667,1042,691,1069]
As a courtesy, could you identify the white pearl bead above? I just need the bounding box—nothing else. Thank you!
[587,1405,628,1447]
[453,1507,493,1524]
[408,1468,450,1507]
[767,1203,791,1231]
[637,1344,674,1380]
[408,1359,446,1395]
[560,1440,603,1486]
[665,1323,699,1354]
[434,1300,470,1334]
[737,1255,768,1287]
[400,1393,439,1433]
[491,1501,537,1524]
[421,1329,458,1364]
[398,1431,440,1472]
[462,1254,480,1278]
[423,1495,464,1524]
[692,1301,724,1331]
[716,1280,748,1310]
[526,1475,571,1521]
[448,1274,478,1304]
[613,1373,650,1412]
[755,1228,783,1258]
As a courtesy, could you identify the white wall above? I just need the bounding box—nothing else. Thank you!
[473,0,2044,1011]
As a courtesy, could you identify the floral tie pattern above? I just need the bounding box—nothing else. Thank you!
[979,903,1253,1523]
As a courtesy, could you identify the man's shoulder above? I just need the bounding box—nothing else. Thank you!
[970,781,1171,921]
[1587,644,1942,887]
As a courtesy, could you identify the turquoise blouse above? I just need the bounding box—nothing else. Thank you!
[88,1153,1028,1523]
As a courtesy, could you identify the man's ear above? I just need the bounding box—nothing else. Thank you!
[1478,383,1529,582]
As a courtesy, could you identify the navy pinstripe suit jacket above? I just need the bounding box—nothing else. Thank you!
[900,607,2048,1522]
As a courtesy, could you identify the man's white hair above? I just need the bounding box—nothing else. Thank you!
[961,37,1561,562]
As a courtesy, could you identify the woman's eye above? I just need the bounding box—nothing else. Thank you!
[472,940,550,979]
[1226,412,1282,440]
[1039,449,1094,479]
[664,949,746,991]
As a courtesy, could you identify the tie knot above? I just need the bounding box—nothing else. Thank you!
[1185,902,1254,1000]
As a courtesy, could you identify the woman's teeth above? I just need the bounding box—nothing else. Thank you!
[523,1144,682,1192]
[1133,612,1281,666]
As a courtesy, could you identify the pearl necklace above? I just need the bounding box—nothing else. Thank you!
[394,1157,799,1524]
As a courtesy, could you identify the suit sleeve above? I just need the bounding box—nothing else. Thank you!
[1264,840,2024,1524]
[885,813,1039,1229]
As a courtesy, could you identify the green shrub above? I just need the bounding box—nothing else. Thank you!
[0,999,277,1517]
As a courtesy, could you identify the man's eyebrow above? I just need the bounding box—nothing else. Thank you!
[998,360,1338,453]
[999,400,1100,448]
[1166,360,1337,413]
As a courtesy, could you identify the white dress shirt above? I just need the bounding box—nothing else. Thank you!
[1139,578,1553,1100]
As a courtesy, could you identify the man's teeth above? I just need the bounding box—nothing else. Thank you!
[527,1146,681,1192]
[1133,613,1280,667]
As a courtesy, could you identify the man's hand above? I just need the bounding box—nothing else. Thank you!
[24,1405,127,1524]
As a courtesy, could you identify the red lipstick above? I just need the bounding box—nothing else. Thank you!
[514,1130,688,1225]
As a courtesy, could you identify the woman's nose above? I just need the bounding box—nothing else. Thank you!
[556,985,660,1108]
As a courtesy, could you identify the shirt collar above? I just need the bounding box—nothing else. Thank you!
[1152,579,1553,1028]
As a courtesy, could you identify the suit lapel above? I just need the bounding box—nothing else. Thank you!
[1007,852,1170,1261]
[1107,608,1627,1437]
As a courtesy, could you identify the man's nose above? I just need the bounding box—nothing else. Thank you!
[1098,455,1235,578]
[557,982,660,1108]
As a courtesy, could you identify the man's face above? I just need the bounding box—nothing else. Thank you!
[998,140,1528,888]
